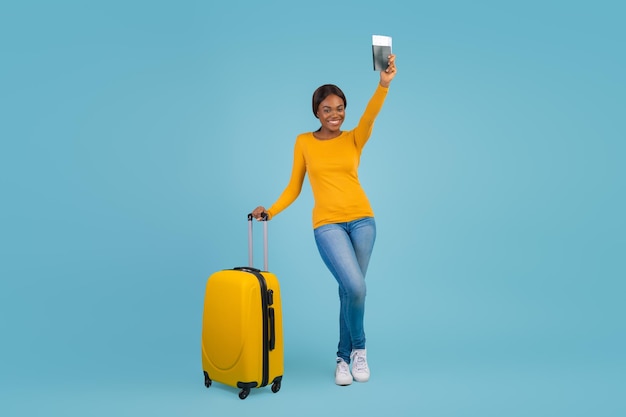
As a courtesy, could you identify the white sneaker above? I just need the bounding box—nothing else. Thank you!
[335,358,353,386]
[350,349,370,382]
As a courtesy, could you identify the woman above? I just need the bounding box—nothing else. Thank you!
[252,54,397,386]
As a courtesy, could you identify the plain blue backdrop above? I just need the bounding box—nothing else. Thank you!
[1,1,624,416]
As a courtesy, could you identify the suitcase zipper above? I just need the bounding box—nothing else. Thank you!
[234,266,271,387]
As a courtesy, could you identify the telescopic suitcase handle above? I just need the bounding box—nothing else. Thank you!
[247,212,269,271]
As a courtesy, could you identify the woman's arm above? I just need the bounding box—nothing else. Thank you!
[352,54,398,148]
[252,137,306,220]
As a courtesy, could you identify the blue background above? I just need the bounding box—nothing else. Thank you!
[1,1,624,416]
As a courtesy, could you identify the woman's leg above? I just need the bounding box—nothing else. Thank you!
[314,217,376,363]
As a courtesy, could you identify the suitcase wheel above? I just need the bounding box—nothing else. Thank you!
[238,388,250,400]
[203,371,212,388]
[271,380,281,393]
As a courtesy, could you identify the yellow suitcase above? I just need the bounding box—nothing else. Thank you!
[201,214,284,399]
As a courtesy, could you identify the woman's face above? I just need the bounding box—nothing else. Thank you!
[316,94,345,133]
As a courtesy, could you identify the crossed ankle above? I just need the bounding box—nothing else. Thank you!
[350,349,370,383]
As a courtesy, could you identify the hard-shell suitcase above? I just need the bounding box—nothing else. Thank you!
[201,213,284,399]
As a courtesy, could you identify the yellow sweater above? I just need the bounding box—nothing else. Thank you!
[267,84,389,229]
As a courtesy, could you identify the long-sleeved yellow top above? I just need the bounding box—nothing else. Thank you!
[267,84,389,229]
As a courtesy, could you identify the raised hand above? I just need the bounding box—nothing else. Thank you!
[380,54,397,88]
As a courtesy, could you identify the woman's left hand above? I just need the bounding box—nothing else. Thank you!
[379,54,397,88]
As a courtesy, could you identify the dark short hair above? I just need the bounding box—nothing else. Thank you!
[312,84,347,118]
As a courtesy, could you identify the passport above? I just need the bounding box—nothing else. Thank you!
[372,35,392,71]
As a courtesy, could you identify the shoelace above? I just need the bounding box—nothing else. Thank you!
[337,361,350,375]
[353,355,369,372]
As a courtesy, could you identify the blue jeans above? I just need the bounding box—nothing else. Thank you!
[314,217,376,363]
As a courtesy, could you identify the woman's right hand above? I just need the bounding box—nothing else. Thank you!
[251,206,268,220]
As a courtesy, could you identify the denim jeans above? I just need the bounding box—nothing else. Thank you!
[313,217,376,363]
